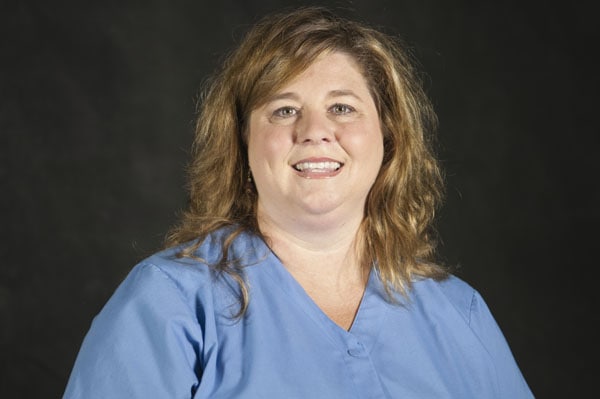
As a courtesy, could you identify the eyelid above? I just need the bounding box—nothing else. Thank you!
[271,105,300,118]
[329,103,356,114]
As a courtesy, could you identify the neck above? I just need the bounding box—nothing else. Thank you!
[257,205,367,286]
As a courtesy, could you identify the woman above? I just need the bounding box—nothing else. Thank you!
[63,7,533,398]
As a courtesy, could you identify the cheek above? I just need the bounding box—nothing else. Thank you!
[264,133,287,158]
[248,126,291,168]
[341,122,384,161]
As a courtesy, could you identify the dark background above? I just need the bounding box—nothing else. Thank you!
[2,0,598,397]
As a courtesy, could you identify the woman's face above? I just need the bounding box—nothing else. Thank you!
[247,51,384,227]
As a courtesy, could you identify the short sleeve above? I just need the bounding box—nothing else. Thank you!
[63,263,204,399]
[469,290,535,398]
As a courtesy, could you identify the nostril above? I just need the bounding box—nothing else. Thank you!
[300,136,332,144]
[294,112,336,143]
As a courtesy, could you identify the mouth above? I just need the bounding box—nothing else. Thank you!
[292,161,343,173]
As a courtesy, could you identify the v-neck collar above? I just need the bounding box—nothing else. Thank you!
[348,268,392,351]
[255,239,391,354]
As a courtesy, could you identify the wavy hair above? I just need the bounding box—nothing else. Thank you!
[167,7,448,315]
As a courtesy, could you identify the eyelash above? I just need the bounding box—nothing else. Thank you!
[272,106,298,118]
[330,103,355,115]
[272,103,355,118]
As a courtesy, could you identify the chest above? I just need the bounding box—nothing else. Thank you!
[192,280,500,399]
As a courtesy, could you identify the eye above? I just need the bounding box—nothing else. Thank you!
[330,103,355,115]
[272,106,299,118]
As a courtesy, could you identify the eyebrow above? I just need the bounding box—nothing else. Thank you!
[327,90,363,101]
[267,92,301,102]
[266,89,363,103]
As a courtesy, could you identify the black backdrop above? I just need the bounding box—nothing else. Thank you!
[2,0,598,397]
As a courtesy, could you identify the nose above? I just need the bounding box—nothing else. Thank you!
[294,109,336,144]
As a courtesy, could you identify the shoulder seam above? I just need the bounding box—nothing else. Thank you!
[468,288,477,327]
[138,262,198,316]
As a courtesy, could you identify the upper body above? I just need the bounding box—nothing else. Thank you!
[63,231,533,398]
[64,6,533,398]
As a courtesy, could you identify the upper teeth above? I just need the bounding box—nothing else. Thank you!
[294,161,341,171]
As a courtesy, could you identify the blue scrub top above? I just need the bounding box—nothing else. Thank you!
[63,231,534,398]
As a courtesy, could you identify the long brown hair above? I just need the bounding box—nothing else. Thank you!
[167,7,448,315]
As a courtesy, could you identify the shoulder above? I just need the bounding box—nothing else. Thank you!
[409,274,511,342]
[137,229,263,278]
[410,276,531,398]
[411,274,479,326]
[114,230,268,312]
[63,247,213,398]
[113,245,213,309]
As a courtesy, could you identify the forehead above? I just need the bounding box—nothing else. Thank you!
[255,51,371,105]
[284,52,367,86]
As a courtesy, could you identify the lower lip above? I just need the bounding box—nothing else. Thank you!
[292,166,343,179]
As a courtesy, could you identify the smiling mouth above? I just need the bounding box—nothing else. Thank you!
[292,161,342,173]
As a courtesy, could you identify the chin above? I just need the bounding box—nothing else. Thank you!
[294,199,352,218]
